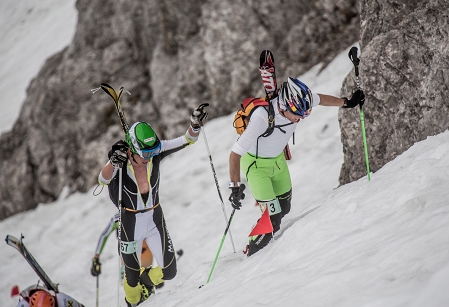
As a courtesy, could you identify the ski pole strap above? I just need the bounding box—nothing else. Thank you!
[123,203,160,213]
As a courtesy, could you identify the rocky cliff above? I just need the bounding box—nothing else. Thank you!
[0,0,359,219]
[339,0,449,185]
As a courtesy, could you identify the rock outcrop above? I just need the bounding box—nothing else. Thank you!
[339,0,449,185]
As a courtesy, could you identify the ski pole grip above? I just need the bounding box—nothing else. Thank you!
[197,103,210,125]
[198,103,210,110]
[348,47,360,76]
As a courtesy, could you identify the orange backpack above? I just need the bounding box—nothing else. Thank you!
[233,97,292,160]
[233,97,270,135]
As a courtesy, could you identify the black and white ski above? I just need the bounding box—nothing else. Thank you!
[259,50,292,159]
[100,83,130,134]
[259,50,277,99]
[5,234,59,293]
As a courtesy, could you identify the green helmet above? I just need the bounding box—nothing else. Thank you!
[125,122,161,159]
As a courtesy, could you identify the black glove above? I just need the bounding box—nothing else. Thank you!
[91,257,101,276]
[342,89,365,108]
[229,184,246,210]
[190,103,209,129]
[108,140,128,168]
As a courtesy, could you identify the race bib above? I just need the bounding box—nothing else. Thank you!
[120,240,138,254]
[258,199,281,216]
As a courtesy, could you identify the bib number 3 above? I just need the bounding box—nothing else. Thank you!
[259,199,281,216]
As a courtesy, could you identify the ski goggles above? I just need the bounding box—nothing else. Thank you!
[140,142,162,160]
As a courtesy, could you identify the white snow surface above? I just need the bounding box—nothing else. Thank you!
[0,0,77,134]
[1,2,449,307]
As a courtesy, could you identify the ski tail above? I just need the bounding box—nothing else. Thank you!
[5,235,59,293]
[259,50,277,99]
[100,83,130,133]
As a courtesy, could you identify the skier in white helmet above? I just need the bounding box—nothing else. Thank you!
[229,76,364,256]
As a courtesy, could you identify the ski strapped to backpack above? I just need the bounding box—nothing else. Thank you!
[257,49,278,138]
[232,50,293,159]
[233,50,278,136]
[233,50,278,137]
[259,50,277,99]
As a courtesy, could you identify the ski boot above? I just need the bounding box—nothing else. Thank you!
[245,232,273,257]
[140,282,154,302]
[139,267,156,300]
[155,282,165,289]
[124,282,154,307]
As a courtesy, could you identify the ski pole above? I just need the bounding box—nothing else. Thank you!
[206,184,245,284]
[117,167,123,307]
[348,46,371,181]
[96,275,99,307]
[97,84,130,306]
[200,119,236,253]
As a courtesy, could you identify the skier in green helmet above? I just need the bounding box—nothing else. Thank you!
[98,104,208,307]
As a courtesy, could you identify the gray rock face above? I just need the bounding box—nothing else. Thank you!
[338,0,449,185]
[0,0,358,219]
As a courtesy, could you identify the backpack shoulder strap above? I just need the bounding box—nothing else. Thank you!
[258,100,275,138]
[241,97,268,113]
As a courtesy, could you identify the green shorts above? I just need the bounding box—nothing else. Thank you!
[241,152,292,201]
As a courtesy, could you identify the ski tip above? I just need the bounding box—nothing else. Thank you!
[100,84,118,101]
[259,50,275,68]
[5,234,17,244]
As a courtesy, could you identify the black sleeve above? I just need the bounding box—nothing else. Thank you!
[108,172,120,207]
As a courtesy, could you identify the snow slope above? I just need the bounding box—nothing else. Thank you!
[0,0,77,133]
[1,1,449,307]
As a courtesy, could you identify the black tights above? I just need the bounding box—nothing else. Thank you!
[268,189,292,233]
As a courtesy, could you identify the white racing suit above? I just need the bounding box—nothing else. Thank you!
[99,130,197,305]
